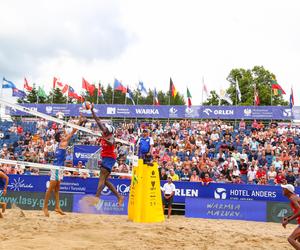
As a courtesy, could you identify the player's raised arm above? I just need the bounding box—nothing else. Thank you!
[90,103,108,134]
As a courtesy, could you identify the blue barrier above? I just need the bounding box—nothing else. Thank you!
[185,198,267,222]
[7,175,293,203]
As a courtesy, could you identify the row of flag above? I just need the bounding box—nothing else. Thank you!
[2,76,295,107]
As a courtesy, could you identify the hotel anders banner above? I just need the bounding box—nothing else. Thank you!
[7,104,294,120]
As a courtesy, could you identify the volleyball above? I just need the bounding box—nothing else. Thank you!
[82,101,92,110]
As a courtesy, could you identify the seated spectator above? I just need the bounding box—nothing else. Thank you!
[286,168,296,185]
[267,165,277,185]
[160,168,168,180]
[168,169,179,181]
[274,170,286,185]
[180,168,191,181]
[190,170,200,182]
[201,173,213,186]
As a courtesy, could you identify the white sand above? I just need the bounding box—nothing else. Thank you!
[0,210,292,250]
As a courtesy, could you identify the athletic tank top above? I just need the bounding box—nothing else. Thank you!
[290,200,300,224]
[53,147,67,166]
[100,138,116,159]
[0,169,6,189]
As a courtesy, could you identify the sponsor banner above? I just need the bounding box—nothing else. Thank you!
[72,194,128,215]
[73,145,100,166]
[6,175,295,203]
[7,104,294,120]
[267,202,296,224]
[186,198,267,222]
[0,191,73,212]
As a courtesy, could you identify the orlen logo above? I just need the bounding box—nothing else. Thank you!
[169,107,178,114]
[214,188,227,200]
[203,108,213,115]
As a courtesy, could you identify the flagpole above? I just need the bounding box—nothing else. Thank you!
[97,81,100,105]
[235,78,238,129]
[201,77,204,106]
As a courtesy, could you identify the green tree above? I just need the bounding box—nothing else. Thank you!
[226,66,288,106]
[203,90,225,105]
[47,88,67,104]
[26,85,38,103]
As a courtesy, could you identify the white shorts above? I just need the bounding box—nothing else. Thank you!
[50,168,64,181]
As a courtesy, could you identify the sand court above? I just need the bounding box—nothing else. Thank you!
[0,210,292,250]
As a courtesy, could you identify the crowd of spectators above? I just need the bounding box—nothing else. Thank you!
[1,117,300,187]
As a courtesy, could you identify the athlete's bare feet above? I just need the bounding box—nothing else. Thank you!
[2,203,6,213]
[118,196,124,207]
[43,208,50,217]
[55,208,66,215]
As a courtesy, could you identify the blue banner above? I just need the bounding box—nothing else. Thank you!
[73,145,100,166]
[6,103,294,120]
[186,198,267,222]
[6,175,295,203]
[72,194,128,215]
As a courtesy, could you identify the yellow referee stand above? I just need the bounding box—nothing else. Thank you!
[128,159,165,223]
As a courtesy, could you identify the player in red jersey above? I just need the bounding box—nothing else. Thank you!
[91,104,124,206]
[281,184,300,249]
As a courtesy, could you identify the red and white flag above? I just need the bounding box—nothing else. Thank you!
[24,78,33,91]
[82,78,96,96]
[53,77,68,94]
[255,91,260,106]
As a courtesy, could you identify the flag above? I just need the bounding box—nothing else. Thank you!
[254,90,260,106]
[154,88,159,105]
[236,80,241,102]
[126,86,135,105]
[114,79,127,94]
[98,83,103,97]
[137,81,148,97]
[271,80,286,95]
[2,78,16,89]
[169,78,177,97]
[290,88,294,108]
[82,78,95,96]
[68,86,84,102]
[203,83,208,96]
[24,78,33,91]
[187,87,192,107]
[12,88,26,99]
[53,77,69,94]
[37,86,47,98]
[220,89,233,105]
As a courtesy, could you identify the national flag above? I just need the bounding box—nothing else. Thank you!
[2,78,16,89]
[271,80,286,95]
[53,77,69,94]
[154,88,159,105]
[68,86,84,102]
[98,83,103,97]
[290,88,294,108]
[37,86,47,98]
[24,78,33,91]
[169,78,177,97]
[187,87,192,107]
[137,81,148,97]
[114,79,127,94]
[12,88,26,99]
[82,78,96,96]
[236,80,241,102]
[254,90,260,106]
[203,83,208,96]
[220,89,233,105]
[126,86,135,105]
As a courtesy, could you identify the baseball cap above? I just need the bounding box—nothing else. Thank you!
[281,184,295,193]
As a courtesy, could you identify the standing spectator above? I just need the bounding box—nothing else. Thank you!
[274,170,286,185]
[180,168,191,181]
[201,173,213,186]
[136,129,154,164]
[247,165,257,183]
[161,176,176,219]
[267,165,277,185]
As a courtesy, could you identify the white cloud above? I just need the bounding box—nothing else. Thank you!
[1,0,300,105]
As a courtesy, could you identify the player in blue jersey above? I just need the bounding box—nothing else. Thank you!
[0,170,9,218]
[43,116,85,217]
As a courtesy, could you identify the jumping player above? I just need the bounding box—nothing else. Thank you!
[91,104,124,206]
[281,184,300,249]
[43,116,85,217]
[0,170,9,218]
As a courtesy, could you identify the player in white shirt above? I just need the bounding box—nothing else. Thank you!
[161,176,176,218]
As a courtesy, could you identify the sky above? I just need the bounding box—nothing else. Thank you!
[0,0,299,105]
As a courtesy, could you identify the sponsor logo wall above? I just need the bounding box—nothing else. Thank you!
[7,104,294,120]
[73,145,100,166]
